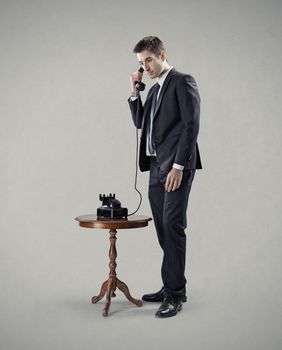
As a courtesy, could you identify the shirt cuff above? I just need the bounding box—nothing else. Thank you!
[173,163,184,171]
[130,96,138,101]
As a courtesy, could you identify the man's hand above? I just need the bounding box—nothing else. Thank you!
[130,70,143,96]
[165,168,183,192]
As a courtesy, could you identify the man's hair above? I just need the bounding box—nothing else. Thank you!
[133,36,165,56]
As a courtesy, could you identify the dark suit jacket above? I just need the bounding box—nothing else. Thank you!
[128,68,202,172]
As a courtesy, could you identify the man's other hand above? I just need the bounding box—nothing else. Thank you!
[165,168,183,192]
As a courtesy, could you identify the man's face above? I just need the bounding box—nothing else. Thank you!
[137,50,166,79]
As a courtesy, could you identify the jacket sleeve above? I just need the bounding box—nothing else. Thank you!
[174,75,200,166]
[128,95,144,129]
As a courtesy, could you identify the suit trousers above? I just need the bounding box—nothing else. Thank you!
[148,157,195,300]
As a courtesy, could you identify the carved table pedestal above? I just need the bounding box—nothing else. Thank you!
[75,214,151,316]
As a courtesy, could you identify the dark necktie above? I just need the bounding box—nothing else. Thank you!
[148,83,160,155]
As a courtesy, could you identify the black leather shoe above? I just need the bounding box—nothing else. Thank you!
[142,287,165,302]
[142,287,187,303]
[155,297,183,318]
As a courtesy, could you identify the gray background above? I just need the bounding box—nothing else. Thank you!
[0,0,281,349]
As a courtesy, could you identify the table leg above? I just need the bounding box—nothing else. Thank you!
[117,278,143,307]
[91,280,108,304]
[102,278,113,316]
[91,228,142,316]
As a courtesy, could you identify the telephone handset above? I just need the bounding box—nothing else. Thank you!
[135,65,146,91]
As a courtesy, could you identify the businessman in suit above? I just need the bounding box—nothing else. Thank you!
[128,36,202,318]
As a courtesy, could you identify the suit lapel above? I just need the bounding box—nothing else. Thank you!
[144,86,155,112]
[154,68,177,117]
[141,87,155,129]
[142,84,156,129]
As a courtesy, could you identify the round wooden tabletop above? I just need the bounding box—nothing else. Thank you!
[75,214,152,229]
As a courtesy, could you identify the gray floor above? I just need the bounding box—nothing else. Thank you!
[1,215,281,350]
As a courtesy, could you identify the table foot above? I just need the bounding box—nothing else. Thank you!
[103,279,116,317]
[92,278,117,316]
[117,278,143,307]
[91,280,108,304]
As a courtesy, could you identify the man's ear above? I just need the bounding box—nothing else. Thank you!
[159,50,167,61]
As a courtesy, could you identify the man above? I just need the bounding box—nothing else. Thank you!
[128,36,202,318]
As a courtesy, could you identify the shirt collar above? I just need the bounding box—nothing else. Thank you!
[157,66,174,87]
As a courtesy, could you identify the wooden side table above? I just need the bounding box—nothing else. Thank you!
[75,214,152,316]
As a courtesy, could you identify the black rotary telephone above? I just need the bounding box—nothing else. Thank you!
[97,194,128,219]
